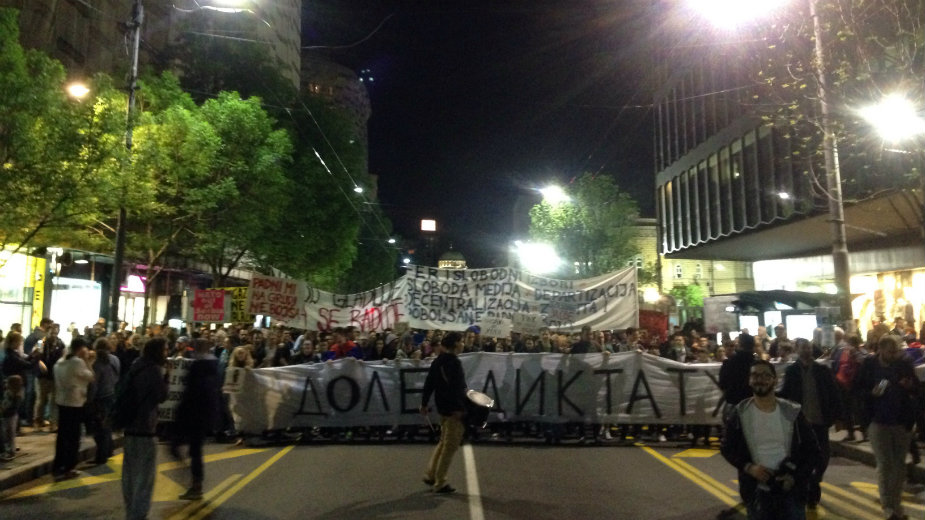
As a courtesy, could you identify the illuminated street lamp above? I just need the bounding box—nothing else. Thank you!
[66,82,90,99]
[858,94,925,143]
[540,185,570,205]
[690,0,853,324]
[513,240,562,275]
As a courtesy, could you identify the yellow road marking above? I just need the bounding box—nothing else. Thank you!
[182,445,294,520]
[819,482,882,520]
[2,447,268,501]
[674,448,719,458]
[166,474,242,520]
[850,481,925,509]
[671,458,738,497]
[640,446,739,507]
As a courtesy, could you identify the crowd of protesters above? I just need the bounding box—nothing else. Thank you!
[1,315,923,517]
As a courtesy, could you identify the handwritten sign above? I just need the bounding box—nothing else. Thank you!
[246,274,307,323]
[478,317,510,338]
[511,312,543,335]
[223,367,245,394]
[220,286,250,323]
[192,289,228,323]
[157,358,191,422]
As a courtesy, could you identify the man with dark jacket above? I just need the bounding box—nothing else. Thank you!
[420,332,467,494]
[172,338,222,500]
[719,333,757,411]
[778,337,843,509]
[122,338,169,520]
[721,360,822,520]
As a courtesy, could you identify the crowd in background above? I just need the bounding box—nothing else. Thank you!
[1,314,923,456]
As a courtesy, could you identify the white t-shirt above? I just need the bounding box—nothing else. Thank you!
[743,403,789,471]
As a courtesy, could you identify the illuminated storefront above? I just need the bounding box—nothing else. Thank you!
[0,249,45,330]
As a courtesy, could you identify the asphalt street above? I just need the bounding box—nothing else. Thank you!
[1,437,922,520]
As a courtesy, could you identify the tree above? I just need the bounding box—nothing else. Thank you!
[189,92,293,287]
[0,8,124,264]
[669,284,707,308]
[528,173,640,278]
[743,0,923,200]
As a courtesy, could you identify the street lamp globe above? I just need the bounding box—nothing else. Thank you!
[858,94,925,143]
[540,185,570,205]
[688,0,788,30]
[66,83,90,99]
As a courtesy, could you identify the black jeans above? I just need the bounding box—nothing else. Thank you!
[809,423,830,505]
[53,405,83,475]
[92,395,115,462]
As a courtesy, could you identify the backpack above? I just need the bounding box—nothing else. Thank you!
[108,362,140,431]
[835,350,859,389]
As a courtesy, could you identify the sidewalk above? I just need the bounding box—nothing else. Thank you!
[1,424,922,493]
[0,424,123,492]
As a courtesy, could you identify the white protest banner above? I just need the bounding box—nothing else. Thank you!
[158,357,191,422]
[245,274,310,325]
[223,367,246,394]
[190,289,230,323]
[230,352,752,433]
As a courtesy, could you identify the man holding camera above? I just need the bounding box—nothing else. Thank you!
[721,359,822,520]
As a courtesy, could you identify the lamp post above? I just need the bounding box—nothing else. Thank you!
[691,0,853,324]
[109,0,143,332]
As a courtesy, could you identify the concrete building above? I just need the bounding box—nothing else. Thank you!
[651,25,924,338]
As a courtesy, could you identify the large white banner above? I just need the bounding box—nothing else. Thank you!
[230,352,728,433]
[246,266,638,334]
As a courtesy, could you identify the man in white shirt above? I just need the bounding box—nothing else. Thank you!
[52,338,95,480]
[721,360,822,520]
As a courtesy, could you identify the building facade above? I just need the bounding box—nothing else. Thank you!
[652,28,924,337]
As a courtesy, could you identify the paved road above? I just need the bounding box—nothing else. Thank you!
[1,437,922,519]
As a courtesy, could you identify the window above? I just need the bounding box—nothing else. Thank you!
[675,263,683,279]
[695,263,703,279]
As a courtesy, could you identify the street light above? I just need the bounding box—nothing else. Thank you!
[540,185,570,205]
[691,0,853,325]
[512,240,562,275]
[66,83,90,99]
[858,93,925,269]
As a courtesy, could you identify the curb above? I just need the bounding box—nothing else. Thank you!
[832,440,924,484]
[0,436,124,493]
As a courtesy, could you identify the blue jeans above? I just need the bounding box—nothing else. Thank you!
[122,435,157,520]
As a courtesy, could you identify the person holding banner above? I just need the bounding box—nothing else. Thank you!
[420,332,467,494]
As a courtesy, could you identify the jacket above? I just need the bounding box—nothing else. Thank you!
[719,350,755,405]
[778,360,843,426]
[721,397,822,505]
[124,357,168,436]
[422,352,467,416]
[175,354,222,435]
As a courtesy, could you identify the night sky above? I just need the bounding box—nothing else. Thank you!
[302,1,660,267]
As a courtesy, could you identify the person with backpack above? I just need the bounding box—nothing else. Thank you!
[120,337,169,520]
[833,334,865,441]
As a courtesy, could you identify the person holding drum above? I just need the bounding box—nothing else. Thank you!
[420,331,468,494]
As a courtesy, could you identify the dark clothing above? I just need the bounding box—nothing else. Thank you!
[124,358,168,437]
[779,360,843,426]
[52,405,83,475]
[422,352,467,417]
[23,327,44,355]
[116,348,140,378]
[35,338,65,380]
[176,355,222,436]
[719,350,755,406]
[1,348,32,379]
[721,398,822,508]
[856,356,917,430]
[570,340,593,354]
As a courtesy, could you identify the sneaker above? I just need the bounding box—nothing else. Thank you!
[179,487,203,500]
[658,434,667,442]
[434,484,456,494]
[422,477,435,486]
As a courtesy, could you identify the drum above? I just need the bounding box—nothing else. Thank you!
[465,390,494,429]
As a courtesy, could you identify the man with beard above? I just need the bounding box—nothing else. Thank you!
[721,360,821,519]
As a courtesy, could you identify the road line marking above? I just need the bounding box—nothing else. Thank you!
[820,482,881,519]
[639,446,738,507]
[674,448,719,458]
[182,445,295,520]
[185,445,293,520]
[850,482,925,510]
[167,474,242,520]
[672,458,738,497]
[463,444,485,520]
